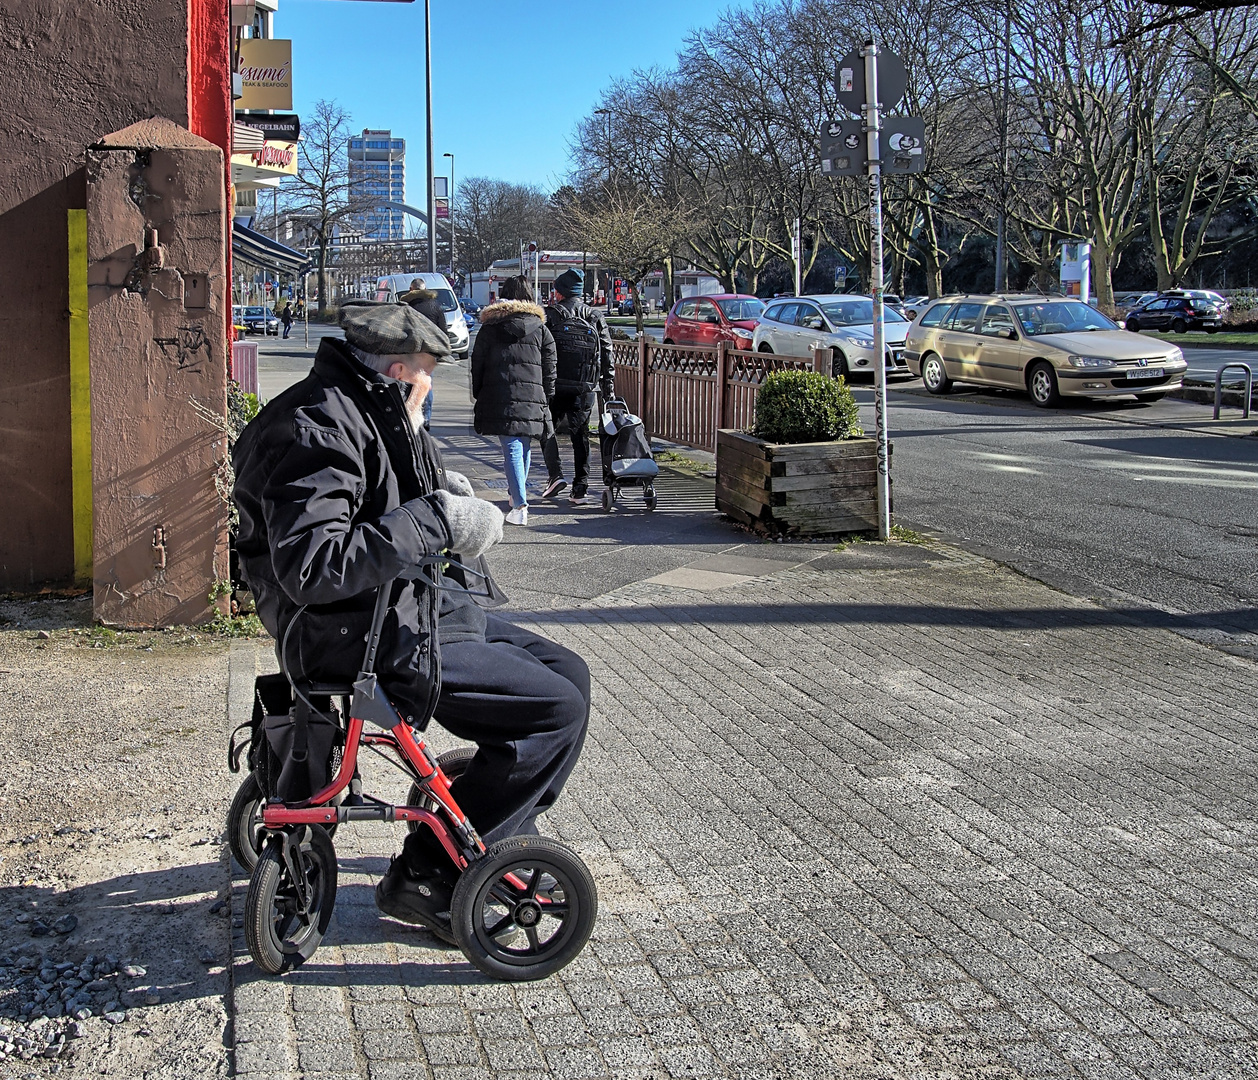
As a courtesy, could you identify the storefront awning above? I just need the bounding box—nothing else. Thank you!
[232,222,311,275]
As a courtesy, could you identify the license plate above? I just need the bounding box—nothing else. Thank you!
[1126,367,1164,380]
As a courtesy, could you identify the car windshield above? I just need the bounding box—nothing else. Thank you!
[716,298,764,321]
[820,299,908,326]
[245,307,265,316]
[1012,301,1117,335]
[434,289,459,312]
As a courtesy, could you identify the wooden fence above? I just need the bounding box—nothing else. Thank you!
[611,338,826,454]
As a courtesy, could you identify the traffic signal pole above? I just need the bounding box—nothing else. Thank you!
[863,39,892,540]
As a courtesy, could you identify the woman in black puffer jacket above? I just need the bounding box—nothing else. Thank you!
[471,276,557,526]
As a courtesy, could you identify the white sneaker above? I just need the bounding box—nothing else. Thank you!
[505,505,529,526]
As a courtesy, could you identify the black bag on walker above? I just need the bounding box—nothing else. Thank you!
[250,674,342,802]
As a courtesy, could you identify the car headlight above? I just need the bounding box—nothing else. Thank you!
[1067,355,1116,369]
[1164,347,1183,363]
[842,335,876,349]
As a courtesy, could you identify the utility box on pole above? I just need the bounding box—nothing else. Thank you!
[86,118,229,627]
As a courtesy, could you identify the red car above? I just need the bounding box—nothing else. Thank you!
[663,294,765,350]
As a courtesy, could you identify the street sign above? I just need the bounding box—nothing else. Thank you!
[820,118,867,175]
[881,117,927,173]
[836,47,907,113]
[834,265,848,289]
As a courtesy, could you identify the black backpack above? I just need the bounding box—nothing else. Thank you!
[546,303,600,394]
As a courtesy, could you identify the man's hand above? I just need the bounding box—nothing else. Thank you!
[443,470,475,497]
[600,380,616,401]
[433,491,504,558]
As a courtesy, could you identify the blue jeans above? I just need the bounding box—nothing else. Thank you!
[499,436,531,508]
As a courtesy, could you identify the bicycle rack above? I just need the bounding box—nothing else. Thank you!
[1213,363,1253,420]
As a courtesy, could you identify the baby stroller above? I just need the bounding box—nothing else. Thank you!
[599,398,659,512]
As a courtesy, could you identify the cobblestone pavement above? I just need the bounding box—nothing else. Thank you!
[228,436,1258,1080]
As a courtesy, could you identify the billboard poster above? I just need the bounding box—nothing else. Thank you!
[237,39,293,111]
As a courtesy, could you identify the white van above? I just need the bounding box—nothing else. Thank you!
[374,273,470,359]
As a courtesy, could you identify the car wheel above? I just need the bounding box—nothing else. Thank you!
[1027,361,1061,408]
[831,348,849,379]
[921,353,951,394]
[662,338,675,346]
[1171,318,1188,334]
[757,343,773,354]
[1125,317,1140,332]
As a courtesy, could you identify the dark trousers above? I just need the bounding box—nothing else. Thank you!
[540,391,594,494]
[401,614,590,867]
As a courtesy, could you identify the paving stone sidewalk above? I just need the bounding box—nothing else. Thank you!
[227,372,1258,1080]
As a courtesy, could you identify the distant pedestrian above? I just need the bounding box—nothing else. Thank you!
[400,278,449,430]
[281,303,294,339]
[539,269,614,504]
[471,275,557,526]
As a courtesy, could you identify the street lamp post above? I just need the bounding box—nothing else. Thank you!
[594,108,612,183]
[424,0,436,272]
[443,151,455,284]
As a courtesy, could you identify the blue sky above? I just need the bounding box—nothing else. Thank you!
[278,0,733,199]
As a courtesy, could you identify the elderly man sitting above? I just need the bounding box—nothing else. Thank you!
[232,301,590,941]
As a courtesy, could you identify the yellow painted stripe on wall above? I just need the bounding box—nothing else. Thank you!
[67,209,92,585]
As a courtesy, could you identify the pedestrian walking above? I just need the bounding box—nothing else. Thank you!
[281,303,294,339]
[538,268,614,504]
[470,275,557,526]
[399,279,449,430]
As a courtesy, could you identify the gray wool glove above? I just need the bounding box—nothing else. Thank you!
[433,490,503,558]
[443,469,475,497]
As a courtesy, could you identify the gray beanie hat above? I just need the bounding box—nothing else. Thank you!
[338,300,452,359]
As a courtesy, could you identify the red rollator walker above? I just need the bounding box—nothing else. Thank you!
[226,561,597,981]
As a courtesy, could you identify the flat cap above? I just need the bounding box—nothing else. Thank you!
[338,300,452,360]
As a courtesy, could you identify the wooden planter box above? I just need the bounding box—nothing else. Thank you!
[715,429,883,535]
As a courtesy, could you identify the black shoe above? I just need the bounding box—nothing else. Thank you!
[375,855,457,944]
[541,477,568,499]
[569,485,589,505]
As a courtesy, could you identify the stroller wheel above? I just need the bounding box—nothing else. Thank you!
[601,489,613,513]
[451,835,597,981]
[406,746,477,830]
[245,826,337,975]
[644,486,657,512]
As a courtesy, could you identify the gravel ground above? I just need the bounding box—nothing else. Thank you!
[0,595,236,1078]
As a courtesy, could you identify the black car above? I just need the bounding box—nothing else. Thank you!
[1124,295,1222,334]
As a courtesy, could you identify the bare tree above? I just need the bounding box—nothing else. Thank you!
[279,100,362,313]
[566,185,693,334]
[455,177,561,273]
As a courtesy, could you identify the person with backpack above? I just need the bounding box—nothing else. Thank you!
[538,268,614,504]
[280,303,294,339]
[471,275,557,526]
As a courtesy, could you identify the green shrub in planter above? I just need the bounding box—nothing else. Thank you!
[753,370,863,444]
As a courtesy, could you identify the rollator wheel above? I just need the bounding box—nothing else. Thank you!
[245,826,337,974]
[644,486,657,511]
[451,835,597,982]
[405,746,477,831]
[601,489,613,513]
[228,771,267,873]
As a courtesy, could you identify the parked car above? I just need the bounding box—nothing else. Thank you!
[241,305,279,335]
[374,272,470,359]
[617,297,636,315]
[751,294,912,379]
[663,294,764,351]
[1123,294,1222,334]
[905,294,1188,407]
[1161,288,1230,315]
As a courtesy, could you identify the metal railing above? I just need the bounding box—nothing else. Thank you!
[1214,363,1253,420]
[611,338,826,453]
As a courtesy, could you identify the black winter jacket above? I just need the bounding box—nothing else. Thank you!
[233,337,470,727]
[471,301,557,437]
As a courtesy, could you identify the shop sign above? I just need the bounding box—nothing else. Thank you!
[236,113,301,142]
[237,39,293,110]
[231,140,299,177]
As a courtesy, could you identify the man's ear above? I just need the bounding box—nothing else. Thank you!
[386,361,407,381]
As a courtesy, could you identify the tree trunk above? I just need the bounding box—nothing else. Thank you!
[317,234,330,314]
[630,282,645,336]
[1091,240,1115,308]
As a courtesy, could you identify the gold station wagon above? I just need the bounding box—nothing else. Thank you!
[904,294,1188,407]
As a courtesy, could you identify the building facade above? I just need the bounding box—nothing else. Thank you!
[348,130,406,241]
